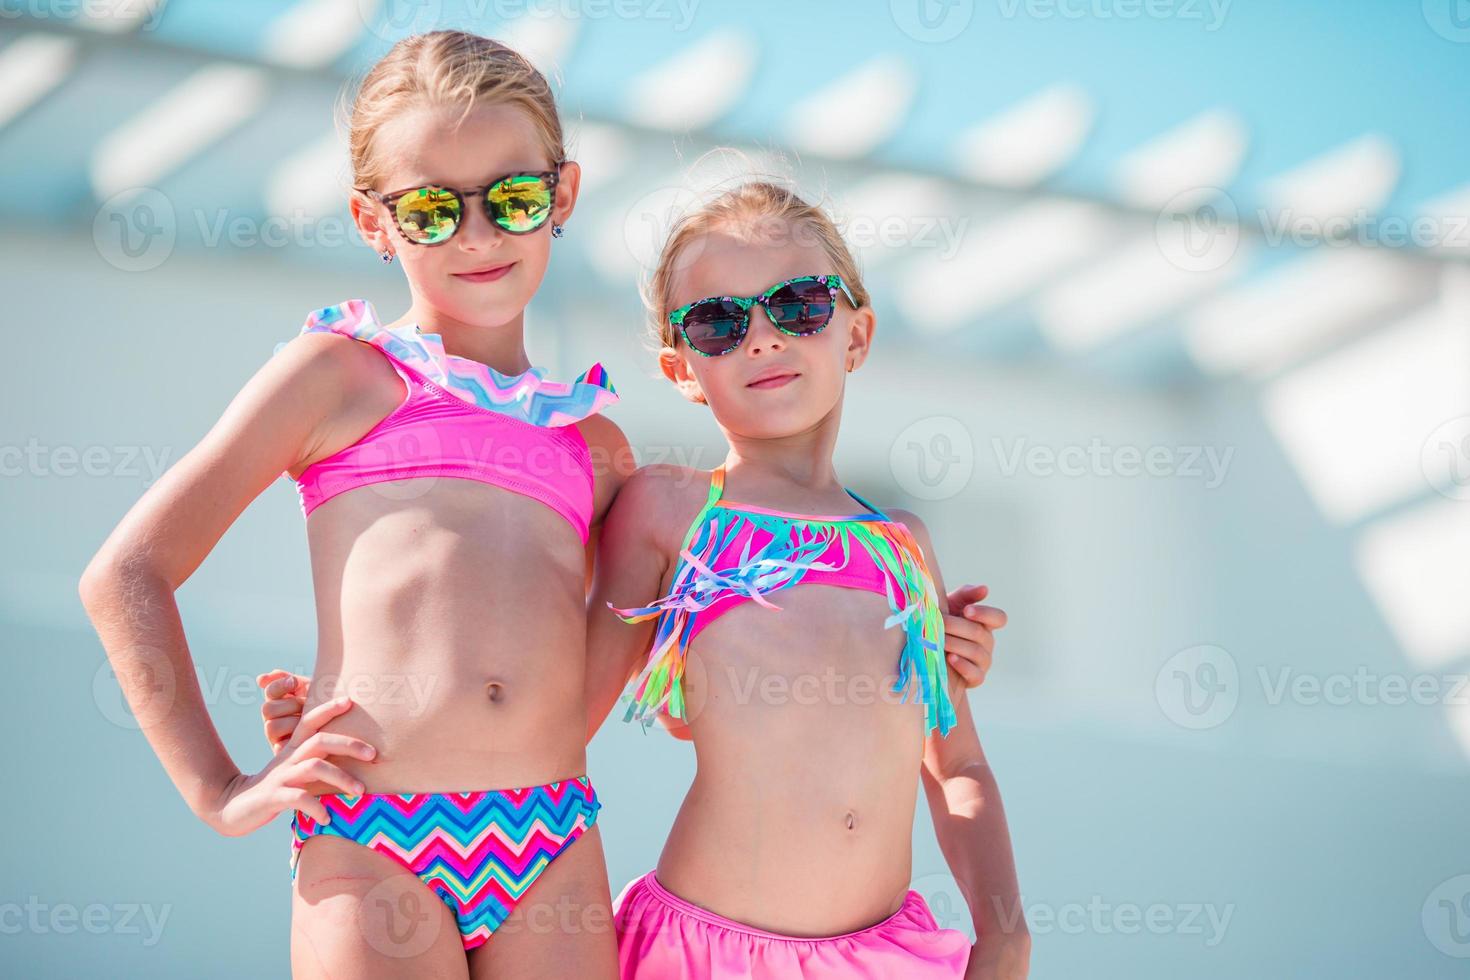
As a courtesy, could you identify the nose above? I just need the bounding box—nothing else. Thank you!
[454,195,503,251]
[743,303,786,355]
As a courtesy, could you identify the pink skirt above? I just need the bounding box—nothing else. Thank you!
[612,871,970,979]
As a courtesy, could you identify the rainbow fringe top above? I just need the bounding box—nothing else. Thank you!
[608,466,956,737]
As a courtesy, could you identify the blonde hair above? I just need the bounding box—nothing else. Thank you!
[344,30,565,191]
[643,180,871,354]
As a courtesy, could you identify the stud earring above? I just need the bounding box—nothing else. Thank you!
[551,223,565,239]
[380,250,395,264]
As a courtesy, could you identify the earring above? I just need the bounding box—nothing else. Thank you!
[551,223,564,239]
[380,250,395,264]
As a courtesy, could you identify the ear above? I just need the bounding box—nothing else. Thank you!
[349,192,393,255]
[552,160,582,227]
[844,304,876,373]
[658,345,708,406]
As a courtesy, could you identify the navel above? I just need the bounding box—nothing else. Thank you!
[484,680,506,704]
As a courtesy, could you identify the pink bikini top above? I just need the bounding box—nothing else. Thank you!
[608,465,957,737]
[283,300,618,544]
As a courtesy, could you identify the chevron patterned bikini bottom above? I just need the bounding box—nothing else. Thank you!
[289,775,601,950]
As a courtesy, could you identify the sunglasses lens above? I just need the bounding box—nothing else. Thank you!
[765,279,835,334]
[681,299,746,355]
[487,174,555,233]
[394,187,461,244]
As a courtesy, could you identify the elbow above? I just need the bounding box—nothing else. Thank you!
[78,546,158,618]
[78,550,118,615]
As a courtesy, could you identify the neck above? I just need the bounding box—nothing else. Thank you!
[719,406,845,495]
[402,300,533,376]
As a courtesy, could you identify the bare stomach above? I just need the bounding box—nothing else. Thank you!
[294,480,591,795]
[300,641,588,794]
[652,588,929,936]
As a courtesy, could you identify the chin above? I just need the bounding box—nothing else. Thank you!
[724,408,825,440]
[440,282,533,326]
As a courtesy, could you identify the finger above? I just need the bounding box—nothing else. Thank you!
[263,674,308,701]
[947,583,989,608]
[292,696,354,741]
[265,717,301,746]
[261,674,295,698]
[287,759,365,796]
[257,669,290,688]
[947,652,986,687]
[297,732,377,763]
[262,697,305,721]
[943,613,984,644]
[945,637,992,675]
[280,789,330,825]
[965,604,1008,629]
[258,670,308,695]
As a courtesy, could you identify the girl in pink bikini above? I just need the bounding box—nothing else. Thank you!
[81,31,630,978]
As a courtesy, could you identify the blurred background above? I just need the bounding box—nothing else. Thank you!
[3,0,1468,976]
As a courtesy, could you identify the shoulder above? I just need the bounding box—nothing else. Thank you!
[577,415,636,521]
[609,464,714,551]
[268,327,408,476]
[883,507,942,571]
[271,327,400,396]
[883,506,930,539]
[576,413,631,458]
[617,463,708,513]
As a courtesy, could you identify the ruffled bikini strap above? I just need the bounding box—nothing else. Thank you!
[291,299,619,427]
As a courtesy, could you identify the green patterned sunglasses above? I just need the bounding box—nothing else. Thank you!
[669,274,858,357]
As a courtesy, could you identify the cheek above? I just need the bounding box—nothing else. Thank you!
[512,235,553,282]
[687,359,726,399]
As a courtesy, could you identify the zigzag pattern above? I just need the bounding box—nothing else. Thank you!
[290,776,600,950]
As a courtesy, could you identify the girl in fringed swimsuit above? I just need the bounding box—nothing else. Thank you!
[584,182,1029,979]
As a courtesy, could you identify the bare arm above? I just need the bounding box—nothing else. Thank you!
[577,413,637,594]
[892,509,1030,979]
[583,466,676,744]
[78,332,390,834]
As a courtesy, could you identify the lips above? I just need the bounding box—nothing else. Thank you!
[745,370,800,389]
[452,261,516,283]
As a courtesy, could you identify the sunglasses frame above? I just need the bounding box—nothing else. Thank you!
[357,165,564,245]
[669,274,859,357]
